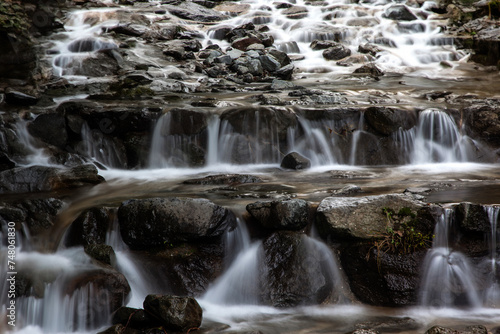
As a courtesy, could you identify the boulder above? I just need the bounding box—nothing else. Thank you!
[260,231,335,307]
[65,207,113,247]
[246,199,309,231]
[383,5,418,21]
[281,152,311,170]
[455,202,493,234]
[316,194,433,240]
[117,197,236,249]
[112,306,160,328]
[463,105,500,147]
[5,89,39,106]
[0,165,104,194]
[310,40,339,51]
[341,242,427,306]
[364,106,417,136]
[275,63,295,80]
[84,244,115,265]
[28,113,68,148]
[143,295,202,332]
[322,44,351,61]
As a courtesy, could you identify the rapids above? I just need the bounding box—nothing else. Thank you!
[2,0,500,333]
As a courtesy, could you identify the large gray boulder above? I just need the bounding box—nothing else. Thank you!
[316,194,431,240]
[117,197,236,249]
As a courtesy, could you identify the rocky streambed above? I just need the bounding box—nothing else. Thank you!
[1,0,500,333]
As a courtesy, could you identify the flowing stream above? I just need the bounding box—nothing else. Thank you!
[3,0,500,333]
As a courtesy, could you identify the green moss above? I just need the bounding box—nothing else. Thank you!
[0,2,31,37]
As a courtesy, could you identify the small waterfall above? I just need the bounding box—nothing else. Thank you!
[483,206,500,307]
[14,121,51,166]
[419,210,481,308]
[203,242,263,305]
[410,109,472,164]
[81,124,126,169]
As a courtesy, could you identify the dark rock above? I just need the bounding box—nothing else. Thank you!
[231,36,263,51]
[246,199,309,231]
[5,89,39,106]
[0,32,36,81]
[112,306,160,328]
[117,197,236,249]
[0,164,104,194]
[281,152,311,170]
[209,25,232,40]
[84,244,116,265]
[268,49,291,66]
[65,207,112,247]
[59,51,120,77]
[275,63,295,80]
[337,54,375,67]
[28,113,68,148]
[364,107,417,136]
[355,317,420,332]
[0,153,16,171]
[104,25,144,37]
[183,174,263,185]
[341,242,427,306]
[383,5,418,21]
[260,231,335,307]
[358,43,383,56]
[270,78,296,90]
[143,295,202,331]
[425,326,461,334]
[310,40,339,50]
[259,55,281,72]
[333,184,362,196]
[353,64,384,76]
[165,108,208,135]
[463,105,500,147]
[322,44,352,61]
[455,202,492,233]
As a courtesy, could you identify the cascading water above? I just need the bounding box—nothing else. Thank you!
[482,206,500,307]
[419,209,482,308]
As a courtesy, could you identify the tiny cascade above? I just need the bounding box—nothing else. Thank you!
[483,206,500,307]
[419,209,481,308]
[223,217,251,268]
[14,121,52,166]
[81,123,127,169]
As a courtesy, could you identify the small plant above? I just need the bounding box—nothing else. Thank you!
[368,207,433,270]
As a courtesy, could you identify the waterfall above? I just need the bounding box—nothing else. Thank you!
[13,121,52,166]
[483,206,500,307]
[81,123,126,169]
[419,210,482,308]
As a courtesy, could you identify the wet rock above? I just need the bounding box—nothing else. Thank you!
[4,89,39,106]
[454,202,492,233]
[0,198,64,235]
[0,164,103,195]
[333,184,362,196]
[463,104,500,147]
[246,199,309,231]
[231,36,263,51]
[383,5,418,21]
[337,54,375,67]
[364,107,417,136]
[270,78,296,90]
[183,174,263,185]
[425,325,488,334]
[355,317,420,332]
[104,24,144,37]
[163,39,202,60]
[164,1,228,22]
[260,231,334,307]
[259,54,281,72]
[117,197,236,249]
[27,113,67,148]
[165,108,208,135]
[353,64,384,77]
[281,151,311,169]
[341,243,427,306]
[322,44,352,61]
[63,51,120,77]
[112,306,160,329]
[358,43,383,56]
[143,295,202,332]
[282,6,309,19]
[275,63,295,80]
[84,244,116,265]
[310,39,339,50]
[316,194,432,240]
[65,207,113,247]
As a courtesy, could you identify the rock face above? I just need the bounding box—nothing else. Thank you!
[364,107,417,135]
[117,197,236,249]
[143,295,202,332]
[316,194,431,240]
[65,207,112,247]
[260,231,335,307]
[246,199,309,231]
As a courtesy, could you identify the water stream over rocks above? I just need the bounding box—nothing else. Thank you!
[1,0,500,333]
